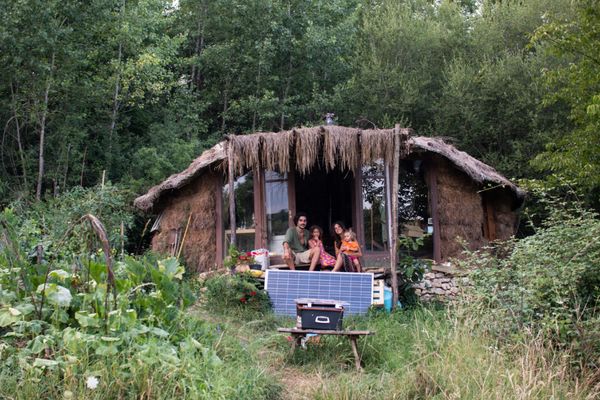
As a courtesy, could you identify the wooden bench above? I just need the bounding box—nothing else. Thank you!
[277,328,374,371]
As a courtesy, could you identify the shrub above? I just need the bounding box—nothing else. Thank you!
[460,204,600,369]
[204,273,271,314]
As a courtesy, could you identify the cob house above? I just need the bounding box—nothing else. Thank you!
[134,125,525,273]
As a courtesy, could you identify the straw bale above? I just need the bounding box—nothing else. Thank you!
[150,170,218,273]
[323,125,361,172]
[294,127,323,174]
[486,189,519,240]
[434,158,486,259]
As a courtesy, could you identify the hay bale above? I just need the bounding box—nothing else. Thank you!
[150,171,219,273]
[434,158,486,259]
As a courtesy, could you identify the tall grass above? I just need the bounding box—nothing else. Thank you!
[280,307,599,400]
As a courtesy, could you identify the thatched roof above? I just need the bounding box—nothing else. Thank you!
[134,126,524,212]
[133,142,226,213]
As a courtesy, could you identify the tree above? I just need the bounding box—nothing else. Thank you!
[531,0,600,198]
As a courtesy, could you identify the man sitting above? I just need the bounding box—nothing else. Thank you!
[282,213,321,271]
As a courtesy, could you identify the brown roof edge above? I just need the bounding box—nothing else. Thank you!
[411,136,526,207]
[133,128,525,213]
[133,142,227,212]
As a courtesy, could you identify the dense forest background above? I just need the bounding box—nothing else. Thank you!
[1,0,598,207]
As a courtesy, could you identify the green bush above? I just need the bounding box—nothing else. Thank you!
[460,204,600,368]
[204,273,271,315]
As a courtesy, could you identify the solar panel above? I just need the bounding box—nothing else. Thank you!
[265,270,374,316]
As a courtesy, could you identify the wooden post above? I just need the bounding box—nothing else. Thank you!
[389,125,401,310]
[227,139,237,247]
[424,159,442,263]
[253,168,267,249]
[215,174,224,267]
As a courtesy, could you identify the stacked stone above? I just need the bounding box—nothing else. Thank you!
[413,266,469,301]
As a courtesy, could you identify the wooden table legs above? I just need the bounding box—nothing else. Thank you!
[288,333,363,372]
[348,335,362,372]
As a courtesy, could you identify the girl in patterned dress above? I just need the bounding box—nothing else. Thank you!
[308,225,336,269]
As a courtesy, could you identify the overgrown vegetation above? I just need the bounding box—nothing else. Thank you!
[460,200,600,372]
[0,189,278,399]
[1,183,599,399]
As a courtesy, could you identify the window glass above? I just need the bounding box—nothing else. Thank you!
[265,171,289,253]
[223,172,255,252]
[362,160,388,251]
[397,160,433,257]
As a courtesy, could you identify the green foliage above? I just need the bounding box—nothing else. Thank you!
[0,206,279,399]
[396,236,430,305]
[204,273,270,315]
[222,245,256,269]
[460,202,600,368]
[530,0,600,195]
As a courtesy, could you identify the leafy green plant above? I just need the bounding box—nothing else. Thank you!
[223,245,256,270]
[204,273,270,314]
[459,202,600,369]
[396,236,430,305]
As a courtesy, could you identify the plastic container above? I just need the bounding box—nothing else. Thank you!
[383,286,401,312]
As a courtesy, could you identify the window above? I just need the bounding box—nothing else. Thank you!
[265,171,289,253]
[223,172,255,252]
[362,160,388,251]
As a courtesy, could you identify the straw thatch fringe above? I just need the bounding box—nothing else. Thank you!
[323,125,361,172]
[261,130,293,172]
[361,129,394,163]
[134,126,524,213]
[229,134,261,175]
[398,128,412,158]
[294,126,323,174]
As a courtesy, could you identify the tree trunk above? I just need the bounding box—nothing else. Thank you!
[221,77,230,132]
[190,1,207,89]
[10,82,28,191]
[36,52,55,201]
[280,56,292,131]
[107,41,122,175]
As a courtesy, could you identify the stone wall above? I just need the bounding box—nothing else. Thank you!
[413,265,470,301]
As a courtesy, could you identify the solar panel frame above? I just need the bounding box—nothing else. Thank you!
[265,270,374,316]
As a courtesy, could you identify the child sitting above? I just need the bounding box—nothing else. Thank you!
[333,229,362,272]
[308,225,336,269]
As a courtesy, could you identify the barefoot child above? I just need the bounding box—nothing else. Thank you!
[333,229,362,272]
[308,225,336,269]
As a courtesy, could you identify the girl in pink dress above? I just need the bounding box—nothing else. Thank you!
[308,225,336,269]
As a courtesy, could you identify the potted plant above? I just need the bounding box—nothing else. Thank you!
[224,245,257,272]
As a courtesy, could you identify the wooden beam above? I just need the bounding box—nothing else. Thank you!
[485,198,497,241]
[287,168,296,228]
[425,158,442,263]
[215,172,224,267]
[253,168,267,248]
[353,159,365,248]
[227,139,237,247]
[390,124,401,309]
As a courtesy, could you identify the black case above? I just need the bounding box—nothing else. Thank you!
[297,306,344,330]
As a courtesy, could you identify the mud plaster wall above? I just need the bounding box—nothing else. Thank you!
[151,171,219,273]
[432,157,486,259]
[486,189,519,240]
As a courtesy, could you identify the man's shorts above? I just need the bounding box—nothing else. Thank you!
[293,249,312,265]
